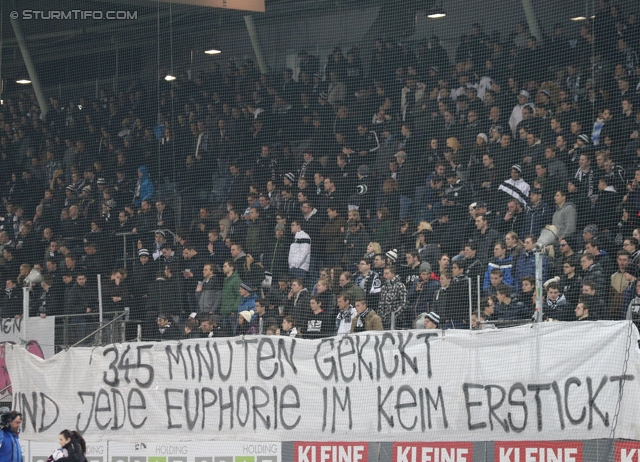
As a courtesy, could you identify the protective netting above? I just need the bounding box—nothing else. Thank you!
[1,0,640,460]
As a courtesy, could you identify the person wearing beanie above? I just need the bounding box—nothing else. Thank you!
[386,249,399,265]
[236,310,256,336]
[498,164,530,207]
[424,312,440,329]
[236,283,257,335]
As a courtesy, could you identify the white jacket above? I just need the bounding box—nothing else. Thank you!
[288,230,311,271]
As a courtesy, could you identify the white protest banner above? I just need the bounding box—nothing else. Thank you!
[0,316,55,400]
[5,322,640,443]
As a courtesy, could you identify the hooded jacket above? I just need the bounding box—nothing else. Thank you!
[134,166,154,206]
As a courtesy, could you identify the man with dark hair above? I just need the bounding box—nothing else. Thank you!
[284,278,310,326]
[355,258,382,312]
[552,188,577,239]
[303,296,333,339]
[484,268,514,296]
[514,234,548,290]
[221,260,242,330]
[495,283,529,321]
[544,282,571,321]
[351,299,383,332]
[581,253,606,295]
[473,214,501,261]
[484,242,515,291]
[0,277,23,319]
[289,220,311,281]
[65,271,97,343]
[584,239,614,278]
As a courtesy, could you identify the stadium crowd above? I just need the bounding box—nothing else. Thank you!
[1,1,640,342]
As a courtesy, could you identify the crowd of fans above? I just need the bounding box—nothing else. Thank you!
[1,1,640,343]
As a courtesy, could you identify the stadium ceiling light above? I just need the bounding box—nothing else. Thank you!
[16,79,31,84]
[204,49,222,54]
[571,16,587,21]
[164,75,177,81]
[427,7,446,18]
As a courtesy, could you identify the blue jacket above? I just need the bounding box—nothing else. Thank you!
[0,428,22,462]
[134,166,154,206]
[237,293,257,316]
[483,256,515,290]
[514,251,548,290]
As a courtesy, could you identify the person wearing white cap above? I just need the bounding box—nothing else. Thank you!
[509,89,534,136]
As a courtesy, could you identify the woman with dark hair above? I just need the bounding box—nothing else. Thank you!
[55,429,87,462]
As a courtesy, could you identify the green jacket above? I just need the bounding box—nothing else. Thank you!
[220,271,242,316]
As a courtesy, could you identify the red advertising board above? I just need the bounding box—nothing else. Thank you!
[393,442,473,462]
[294,443,368,462]
[494,441,583,462]
[615,441,640,462]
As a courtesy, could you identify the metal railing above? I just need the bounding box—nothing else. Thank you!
[55,309,135,347]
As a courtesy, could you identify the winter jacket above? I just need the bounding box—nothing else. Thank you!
[544,294,571,321]
[552,201,577,239]
[153,322,182,341]
[407,275,440,317]
[514,251,548,290]
[195,276,222,313]
[483,256,515,290]
[350,309,383,332]
[220,271,242,316]
[378,275,407,329]
[321,216,347,254]
[245,220,263,258]
[522,202,553,236]
[582,263,606,295]
[237,293,257,315]
[57,437,87,462]
[495,296,531,320]
[472,228,501,261]
[288,230,311,271]
[355,271,382,311]
[343,229,370,265]
[264,236,292,280]
[284,288,311,327]
[134,166,154,206]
